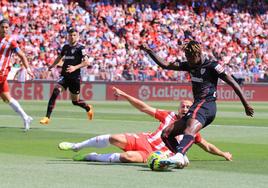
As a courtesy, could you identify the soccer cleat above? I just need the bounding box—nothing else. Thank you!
[58,142,78,151]
[72,153,89,161]
[160,153,185,169]
[87,105,94,120]
[40,117,50,125]
[183,155,190,167]
[24,116,33,131]
[73,152,98,161]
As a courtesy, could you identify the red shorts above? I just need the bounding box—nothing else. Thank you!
[0,79,9,94]
[123,133,153,162]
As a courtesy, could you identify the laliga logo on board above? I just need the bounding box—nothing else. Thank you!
[138,85,193,100]
[138,85,151,100]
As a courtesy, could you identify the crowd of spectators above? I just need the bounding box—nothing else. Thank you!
[1,0,268,83]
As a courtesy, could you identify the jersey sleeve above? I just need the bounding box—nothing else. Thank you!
[11,39,18,49]
[11,39,20,53]
[60,45,67,56]
[211,61,226,77]
[154,109,170,123]
[175,60,190,71]
[194,132,202,143]
[81,46,87,58]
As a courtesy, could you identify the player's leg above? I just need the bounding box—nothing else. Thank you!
[161,119,186,153]
[160,118,202,168]
[162,100,216,167]
[178,118,203,153]
[0,80,32,130]
[109,134,128,149]
[69,79,93,120]
[40,84,63,124]
[59,134,128,151]
[73,150,145,163]
[72,134,149,163]
[70,93,91,111]
[73,152,122,163]
[119,151,145,163]
[73,151,144,163]
[177,100,217,155]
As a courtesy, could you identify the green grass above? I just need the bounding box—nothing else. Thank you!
[0,101,268,188]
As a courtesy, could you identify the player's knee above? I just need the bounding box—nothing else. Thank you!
[120,153,136,163]
[72,100,79,106]
[52,88,61,96]
[185,119,202,135]
[109,135,119,144]
[184,126,197,136]
[161,129,169,141]
[2,97,9,103]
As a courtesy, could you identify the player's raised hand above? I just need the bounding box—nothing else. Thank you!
[66,65,76,73]
[112,87,126,97]
[26,67,35,79]
[223,152,233,161]
[245,104,254,117]
[139,44,151,52]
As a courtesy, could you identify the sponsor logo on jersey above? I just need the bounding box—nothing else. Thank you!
[64,56,75,60]
[200,68,206,75]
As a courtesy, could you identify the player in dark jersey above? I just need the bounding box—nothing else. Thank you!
[40,28,93,125]
[140,40,254,168]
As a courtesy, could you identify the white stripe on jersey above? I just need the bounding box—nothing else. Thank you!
[147,111,176,143]
[147,111,177,153]
[214,64,225,74]
[0,37,14,72]
[153,142,166,150]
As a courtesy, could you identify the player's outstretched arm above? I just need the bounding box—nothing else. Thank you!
[112,87,156,117]
[16,49,34,78]
[220,74,254,117]
[139,44,180,70]
[197,138,233,161]
[49,55,63,71]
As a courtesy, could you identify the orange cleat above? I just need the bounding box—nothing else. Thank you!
[87,105,94,120]
[40,117,50,125]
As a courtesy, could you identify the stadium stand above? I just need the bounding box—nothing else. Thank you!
[1,0,268,83]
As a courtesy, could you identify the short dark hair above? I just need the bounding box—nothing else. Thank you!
[0,19,9,26]
[68,27,78,34]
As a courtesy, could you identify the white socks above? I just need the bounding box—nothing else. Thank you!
[73,135,121,162]
[9,98,28,120]
[85,153,121,163]
[74,134,111,150]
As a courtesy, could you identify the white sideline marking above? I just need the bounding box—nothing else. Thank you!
[1,115,267,129]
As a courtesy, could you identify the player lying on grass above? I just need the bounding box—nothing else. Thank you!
[58,87,232,165]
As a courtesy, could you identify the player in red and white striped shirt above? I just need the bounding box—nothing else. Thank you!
[0,19,34,131]
[58,87,232,164]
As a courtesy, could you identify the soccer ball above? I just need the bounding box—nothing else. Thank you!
[147,151,169,171]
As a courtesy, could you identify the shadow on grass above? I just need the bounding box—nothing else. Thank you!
[0,126,42,130]
[47,158,145,167]
[47,158,177,172]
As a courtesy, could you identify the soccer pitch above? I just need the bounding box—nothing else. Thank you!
[0,100,268,188]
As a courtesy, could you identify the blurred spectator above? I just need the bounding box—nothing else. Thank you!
[1,0,268,83]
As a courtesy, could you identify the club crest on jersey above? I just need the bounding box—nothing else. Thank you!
[71,49,76,54]
[200,68,206,75]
